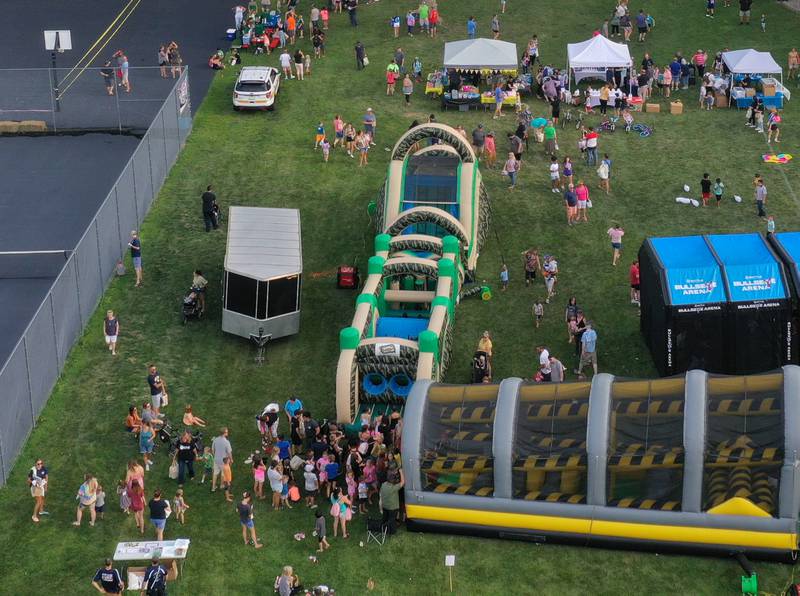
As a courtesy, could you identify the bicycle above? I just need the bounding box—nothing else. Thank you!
[561,109,573,129]
[574,111,585,130]
[598,116,618,132]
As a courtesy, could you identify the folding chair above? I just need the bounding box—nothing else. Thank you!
[366,517,387,546]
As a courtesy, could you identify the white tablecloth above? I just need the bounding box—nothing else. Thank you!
[113,539,190,562]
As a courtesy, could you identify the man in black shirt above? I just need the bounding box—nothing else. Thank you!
[201,185,218,232]
[147,365,166,415]
[176,432,198,484]
[100,61,115,96]
[92,558,124,594]
[739,0,753,24]
[354,41,366,70]
[142,557,168,596]
[302,411,320,450]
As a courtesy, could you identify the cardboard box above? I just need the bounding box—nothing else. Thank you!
[745,87,756,97]
[645,103,660,113]
[670,101,683,114]
[715,93,728,108]
[762,83,776,97]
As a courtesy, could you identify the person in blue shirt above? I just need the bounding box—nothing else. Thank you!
[576,322,598,378]
[284,396,303,423]
[324,460,340,495]
[466,16,477,39]
[142,557,168,596]
[493,84,505,119]
[669,58,682,93]
[276,434,292,461]
[92,559,124,594]
[127,230,142,287]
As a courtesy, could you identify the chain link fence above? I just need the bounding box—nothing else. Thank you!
[0,69,192,484]
[0,66,188,133]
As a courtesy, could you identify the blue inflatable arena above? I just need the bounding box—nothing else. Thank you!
[639,233,792,376]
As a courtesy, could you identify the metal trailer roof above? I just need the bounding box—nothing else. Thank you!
[224,206,302,281]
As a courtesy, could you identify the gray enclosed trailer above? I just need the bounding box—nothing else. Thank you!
[222,207,302,341]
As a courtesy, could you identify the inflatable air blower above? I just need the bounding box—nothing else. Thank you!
[481,286,492,300]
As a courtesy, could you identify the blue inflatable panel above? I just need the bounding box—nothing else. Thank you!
[707,233,788,302]
[376,316,429,341]
[389,374,412,398]
[650,236,726,305]
[362,374,388,396]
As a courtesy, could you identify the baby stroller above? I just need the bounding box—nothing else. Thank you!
[471,351,492,383]
[182,289,202,324]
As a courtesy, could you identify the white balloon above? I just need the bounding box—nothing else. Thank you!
[734,195,743,203]
[683,184,690,192]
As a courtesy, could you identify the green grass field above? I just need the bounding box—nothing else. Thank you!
[2,1,800,594]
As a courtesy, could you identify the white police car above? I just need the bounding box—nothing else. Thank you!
[233,66,280,110]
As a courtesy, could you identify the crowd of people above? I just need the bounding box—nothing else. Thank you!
[31,371,406,594]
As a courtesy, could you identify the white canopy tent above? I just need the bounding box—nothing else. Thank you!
[722,49,781,75]
[443,38,519,72]
[721,49,787,102]
[566,35,633,91]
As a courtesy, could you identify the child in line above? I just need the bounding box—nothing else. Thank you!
[345,470,357,510]
[500,264,509,291]
[174,488,189,524]
[533,300,544,328]
[713,177,725,207]
[391,15,401,37]
[280,474,292,509]
[321,137,331,162]
[304,52,311,76]
[317,451,331,495]
[314,122,325,149]
[117,480,130,514]
[315,511,331,552]
[562,156,574,188]
[700,173,712,207]
[304,464,319,508]
[362,458,378,503]
[222,457,234,502]
[485,132,497,168]
[549,156,561,193]
[321,7,329,30]
[288,479,301,506]
[95,485,106,520]
[357,477,369,514]
[201,446,214,484]
[761,13,766,33]
[705,0,715,19]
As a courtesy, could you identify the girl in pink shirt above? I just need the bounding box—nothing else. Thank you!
[575,181,590,222]
[333,115,344,148]
[607,224,625,266]
[484,133,497,168]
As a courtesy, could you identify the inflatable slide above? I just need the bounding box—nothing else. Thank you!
[335,123,490,423]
